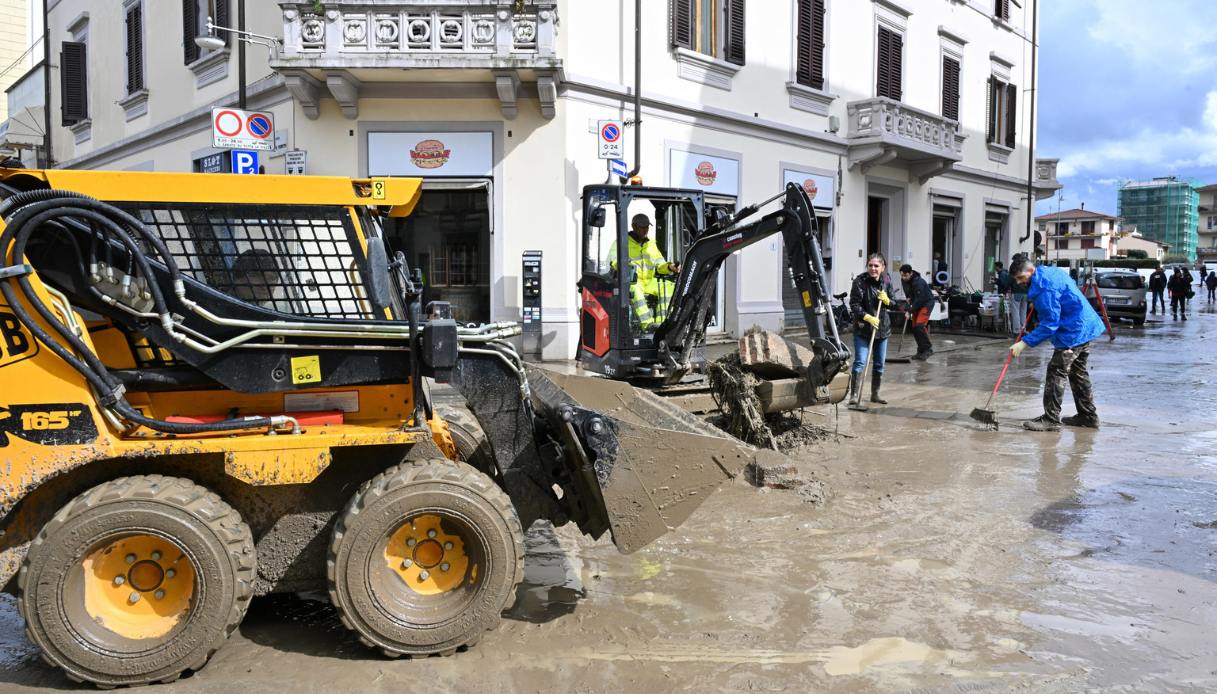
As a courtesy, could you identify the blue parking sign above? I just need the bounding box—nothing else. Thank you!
[231,149,259,174]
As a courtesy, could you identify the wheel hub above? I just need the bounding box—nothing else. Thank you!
[81,534,195,640]
[383,514,472,596]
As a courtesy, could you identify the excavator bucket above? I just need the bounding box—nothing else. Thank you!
[527,366,761,553]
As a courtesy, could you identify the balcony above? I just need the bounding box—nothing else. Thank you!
[845,98,963,183]
[272,2,561,120]
[1033,158,1062,200]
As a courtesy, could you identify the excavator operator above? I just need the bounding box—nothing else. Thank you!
[611,213,682,330]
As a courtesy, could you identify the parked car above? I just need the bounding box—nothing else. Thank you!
[1080,269,1147,326]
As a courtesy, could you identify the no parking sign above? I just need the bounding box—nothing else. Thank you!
[212,108,275,151]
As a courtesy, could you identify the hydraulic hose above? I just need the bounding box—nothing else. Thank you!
[1,190,284,435]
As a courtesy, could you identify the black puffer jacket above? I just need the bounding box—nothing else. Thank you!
[902,271,935,313]
[850,271,894,340]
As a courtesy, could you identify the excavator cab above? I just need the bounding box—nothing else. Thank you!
[579,185,707,379]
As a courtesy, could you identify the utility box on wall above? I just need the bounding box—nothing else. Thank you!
[522,251,542,357]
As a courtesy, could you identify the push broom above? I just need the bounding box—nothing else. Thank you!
[970,305,1035,430]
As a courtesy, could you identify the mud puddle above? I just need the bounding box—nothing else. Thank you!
[0,594,38,670]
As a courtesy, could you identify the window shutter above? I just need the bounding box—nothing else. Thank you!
[1001,0,1010,21]
[986,76,996,142]
[876,27,890,98]
[723,0,746,66]
[670,0,693,50]
[60,41,88,126]
[797,0,827,89]
[214,0,231,46]
[889,31,903,101]
[183,0,199,64]
[1005,82,1017,148]
[126,5,144,93]
[942,56,960,121]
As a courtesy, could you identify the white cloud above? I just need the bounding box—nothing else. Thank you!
[1086,0,1217,73]
[1056,90,1217,179]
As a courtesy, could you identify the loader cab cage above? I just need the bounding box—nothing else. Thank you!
[115,202,380,321]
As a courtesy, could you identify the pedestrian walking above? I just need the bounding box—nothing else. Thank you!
[1168,268,1189,320]
[1007,257,1106,431]
[900,264,935,360]
[1148,266,1167,314]
[1006,254,1031,335]
[1206,271,1217,301]
[849,253,894,404]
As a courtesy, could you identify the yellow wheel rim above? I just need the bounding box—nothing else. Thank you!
[383,514,472,596]
[81,534,195,640]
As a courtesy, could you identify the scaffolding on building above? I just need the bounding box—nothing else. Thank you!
[1117,177,1200,262]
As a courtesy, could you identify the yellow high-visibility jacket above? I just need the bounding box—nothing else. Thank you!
[609,235,675,295]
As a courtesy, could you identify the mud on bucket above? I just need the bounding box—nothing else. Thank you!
[526,366,758,554]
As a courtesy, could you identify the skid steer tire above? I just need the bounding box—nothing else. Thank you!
[17,475,255,687]
[436,405,496,478]
[327,459,523,658]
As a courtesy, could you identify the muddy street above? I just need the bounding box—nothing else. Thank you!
[3,308,1216,692]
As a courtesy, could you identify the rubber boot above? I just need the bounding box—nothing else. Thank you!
[870,373,888,404]
[848,372,861,403]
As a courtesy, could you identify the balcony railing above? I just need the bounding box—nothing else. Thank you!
[844,98,963,183]
[277,2,558,65]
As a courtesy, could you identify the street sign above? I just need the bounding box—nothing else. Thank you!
[230,149,259,174]
[597,119,623,160]
[285,150,307,175]
[610,159,628,178]
[196,152,226,174]
[212,107,275,151]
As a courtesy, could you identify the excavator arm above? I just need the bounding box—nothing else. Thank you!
[655,183,849,388]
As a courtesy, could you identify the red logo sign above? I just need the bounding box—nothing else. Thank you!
[410,139,451,169]
[802,178,818,200]
[695,161,717,186]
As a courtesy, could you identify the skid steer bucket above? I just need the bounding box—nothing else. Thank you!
[527,366,758,553]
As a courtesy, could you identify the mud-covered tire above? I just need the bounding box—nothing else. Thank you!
[17,475,255,687]
[436,405,495,477]
[327,459,523,657]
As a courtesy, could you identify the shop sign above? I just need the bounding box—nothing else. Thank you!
[669,149,739,197]
[368,132,493,177]
[782,169,834,210]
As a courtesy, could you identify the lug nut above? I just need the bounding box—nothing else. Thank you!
[154,590,165,600]
[150,551,161,561]
[113,576,125,586]
[418,570,430,580]
[444,541,453,550]
[401,559,412,569]
[406,538,416,547]
[125,553,136,564]
[589,419,604,434]
[128,592,140,604]
[427,529,437,538]
[165,569,176,579]
[440,563,450,572]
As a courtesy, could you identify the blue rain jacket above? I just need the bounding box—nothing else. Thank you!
[1022,266,1106,349]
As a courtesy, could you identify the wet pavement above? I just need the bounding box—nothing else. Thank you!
[2,306,1216,691]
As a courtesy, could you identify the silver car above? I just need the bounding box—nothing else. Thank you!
[1082,270,1148,326]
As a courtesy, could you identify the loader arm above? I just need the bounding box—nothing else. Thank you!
[654,183,849,386]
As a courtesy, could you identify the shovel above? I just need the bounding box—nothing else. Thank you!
[969,305,1036,430]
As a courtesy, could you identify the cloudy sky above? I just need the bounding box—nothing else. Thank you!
[1035,0,1217,217]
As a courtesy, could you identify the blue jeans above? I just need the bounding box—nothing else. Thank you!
[852,332,887,377]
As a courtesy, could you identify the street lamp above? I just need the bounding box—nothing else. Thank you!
[194,12,282,110]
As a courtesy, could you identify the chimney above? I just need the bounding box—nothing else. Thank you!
[1080,202,1085,211]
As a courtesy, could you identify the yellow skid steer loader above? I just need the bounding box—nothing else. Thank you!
[0,167,759,687]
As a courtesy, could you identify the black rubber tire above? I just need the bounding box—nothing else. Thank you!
[17,475,255,687]
[327,459,523,657]
[436,405,495,477]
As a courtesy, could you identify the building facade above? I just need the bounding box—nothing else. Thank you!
[1195,183,1217,264]
[41,0,1059,359]
[1035,207,1118,263]
[0,0,44,166]
[1118,177,1199,263]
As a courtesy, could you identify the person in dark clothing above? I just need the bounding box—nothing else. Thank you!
[849,253,894,404]
[1148,267,1168,314]
[931,251,949,288]
[1008,257,1106,431]
[993,261,1012,293]
[1206,271,1217,301]
[1168,268,1189,320]
[900,264,935,360]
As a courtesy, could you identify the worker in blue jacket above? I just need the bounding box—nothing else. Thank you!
[1008,257,1106,431]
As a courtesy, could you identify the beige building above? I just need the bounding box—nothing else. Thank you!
[1114,231,1169,262]
[0,0,44,165]
[1196,183,1217,263]
[1036,207,1118,262]
[40,0,1060,358]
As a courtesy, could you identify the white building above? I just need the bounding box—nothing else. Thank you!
[39,0,1059,359]
[1036,207,1119,263]
[0,0,45,166]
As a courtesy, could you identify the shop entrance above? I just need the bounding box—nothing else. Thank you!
[383,181,492,323]
[932,203,960,287]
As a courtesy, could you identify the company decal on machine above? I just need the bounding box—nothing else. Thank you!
[722,232,745,250]
[410,139,452,169]
[0,404,98,447]
[0,303,39,368]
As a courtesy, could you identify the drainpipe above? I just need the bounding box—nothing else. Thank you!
[42,0,52,167]
[626,0,641,181]
[1020,0,1038,244]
